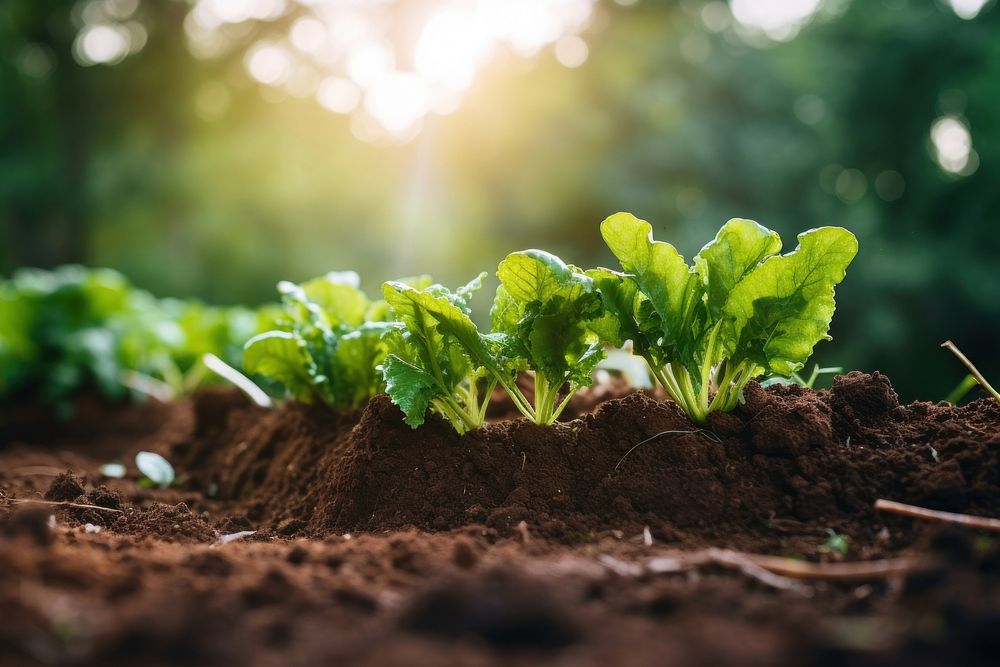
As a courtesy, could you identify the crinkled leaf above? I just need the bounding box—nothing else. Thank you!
[384,280,498,376]
[586,268,642,350]
[381,279,491,431]
[495,250,589,306]
[493,250,602,377]
[289,273,370,328]
[600,212,700,357]
[381,353,436,428]
[694,218,782,320]
[723,226,859,376]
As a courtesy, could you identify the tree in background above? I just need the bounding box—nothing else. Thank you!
[0,0,997,399]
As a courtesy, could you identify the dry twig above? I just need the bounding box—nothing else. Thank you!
[941,340,1000,402]
[6,498,123,514]
[875,498,1000,533]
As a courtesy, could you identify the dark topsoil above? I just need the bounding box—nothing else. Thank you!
[2,372,999,666]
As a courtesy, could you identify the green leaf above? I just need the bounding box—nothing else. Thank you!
[243,331,315,402]
[586,268,642,349]
[384,280,497,376]
[600,212,700,355]
[723,226,859,376]
[599,214,858,424]
[381,278,493,432]
[495,250,588,305]
[694,218,782,319]
[381,353,436,428]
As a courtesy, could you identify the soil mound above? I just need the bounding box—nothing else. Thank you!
[180,373,1000,549]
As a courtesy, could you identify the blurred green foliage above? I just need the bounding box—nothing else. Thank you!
[1,0,998,400]
[0,265,272,408]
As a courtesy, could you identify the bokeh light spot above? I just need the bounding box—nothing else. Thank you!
[554,35,589,68]
[245,42,293,86]
[730,0,823,41]
[74,24,130,65]
[317,77,361,114]
[948,0,991,19]
[930,115,974,174]
[874,170,906,201]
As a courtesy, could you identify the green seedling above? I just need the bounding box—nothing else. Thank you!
[244,272,395,409]
[819,529,850,556]
[490,250,607,424]
[382,251,609,429]
[761,364,844,389]
[380,275,496,434]
[944,375,979,405]
[596,213,857,424]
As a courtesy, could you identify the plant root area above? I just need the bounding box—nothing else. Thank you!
[2,372,1000,666]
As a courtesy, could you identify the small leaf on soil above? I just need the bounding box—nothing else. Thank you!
[135,451,175,489]
[99,462,127,479]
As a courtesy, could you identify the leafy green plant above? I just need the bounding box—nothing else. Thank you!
[598,213,857,424]
[243,271,392,409]
[380,275,496,433]
[118,298,276,400]
[0,266,138,405]
[490,250,606,424]
[381,251,607,430]
[0,266,276,408]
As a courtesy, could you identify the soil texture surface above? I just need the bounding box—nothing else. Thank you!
[2,372,999,666]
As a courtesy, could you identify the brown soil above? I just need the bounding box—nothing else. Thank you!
[2,373,999,666]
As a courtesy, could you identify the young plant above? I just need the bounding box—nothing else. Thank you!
[118,300,276,401]
[760,364,844,389]
[0,266,277,408]
[490,250,606,424]
[0,266,140,407]
[243,272,391,409]
[380,275,496,434]
[598,213,857,424]
[381,251,606,430]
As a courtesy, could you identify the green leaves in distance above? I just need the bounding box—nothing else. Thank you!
[599,212,858,424]
[380,274,497,434]
[0,265,269,409]
[244,271,392,409]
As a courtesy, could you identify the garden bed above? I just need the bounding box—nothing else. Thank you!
[2,373,999,666]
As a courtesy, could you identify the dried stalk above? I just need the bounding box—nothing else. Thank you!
[6,498,123,514]
[875,498,1000,533]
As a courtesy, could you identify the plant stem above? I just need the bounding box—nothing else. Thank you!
[941,340,1000,402]
[550,388,576,423]
[497,376,536,422]
[944,374,979,405]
